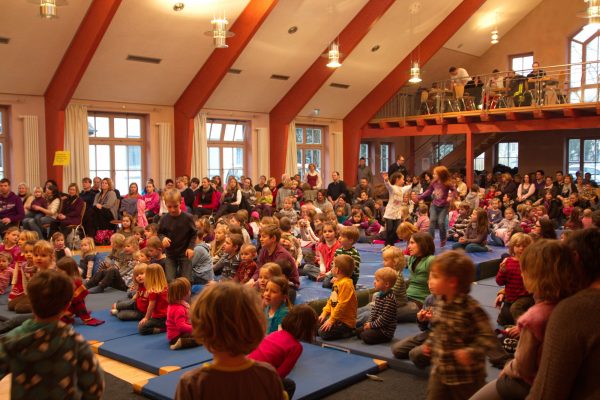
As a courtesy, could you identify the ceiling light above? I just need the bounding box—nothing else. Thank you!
[371,44,380,52]
[491,29,499,44]
[325,42,342,68]
[40,0,57,19]
[204,17,235,49]
[586,0,600,29]
[173,3,184,12]
[313,108,320,116]
[409,62,422,84]
[288,26,298,34]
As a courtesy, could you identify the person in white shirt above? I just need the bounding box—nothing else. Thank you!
[449,66,470,86]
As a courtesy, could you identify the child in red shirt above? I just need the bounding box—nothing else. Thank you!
[138,263,168,335]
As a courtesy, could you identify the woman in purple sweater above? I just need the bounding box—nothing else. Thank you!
[56,183,84,237]
[418,166,457,247]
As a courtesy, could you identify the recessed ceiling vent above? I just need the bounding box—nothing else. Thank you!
[228,68,242,74]
[0,37,10,44]
[330,82,350,89]
[270,74,290,81]
[126,54,162,64]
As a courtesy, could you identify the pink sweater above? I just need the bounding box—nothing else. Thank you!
[0,266,13,294]
[415,215,430,232]
[166,302,192,341]
[248,330,303,378]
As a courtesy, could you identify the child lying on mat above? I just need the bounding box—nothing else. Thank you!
[167,277,198,350]
[56,257,104,326]
[0,270,104,400]
[175,282,286,400]
[249,304,318,400]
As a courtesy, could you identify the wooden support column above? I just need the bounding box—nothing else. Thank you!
[44,0,122,187]
[465,130,473,187]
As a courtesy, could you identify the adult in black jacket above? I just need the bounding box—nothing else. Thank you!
[193,177,218,216]
[388,154,408,178]
[326,172,349,202]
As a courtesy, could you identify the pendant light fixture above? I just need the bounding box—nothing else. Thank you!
[580,0,600,30]
[409,62,422,83]
[408,1,422,84]
[40,0,57,19]
[204,15,235,49]
[326,41,342,69]
[490,12,499,44]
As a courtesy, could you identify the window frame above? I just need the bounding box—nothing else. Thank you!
[88,112,146,194]
[359,143,370,166]
[379,143,391,174]
[474,152,485,171]
[206,119,249,181]
[508,52,534,76]
[497,141,519,169]
[569,26,600,103]
[567,137,600,182]
[0,106,8,180]
[296,124,325,179]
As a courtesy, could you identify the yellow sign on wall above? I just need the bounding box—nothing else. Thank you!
[53,151,71,166]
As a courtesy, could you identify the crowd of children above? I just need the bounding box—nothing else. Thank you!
[0,169,599,400]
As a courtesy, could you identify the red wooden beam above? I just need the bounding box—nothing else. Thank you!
[44,0,122,187]
[268,0,395,180]
[343,0,486,184]
[465,130,473,187]
[174,0,278,176]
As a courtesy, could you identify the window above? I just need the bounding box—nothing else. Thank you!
[497,142,519,168]
[433,143,454,163]
[0,107,7,179]
[88,113,144,194]
[207,120,247,180]
[568,138,600,182]
[296,125,324,178]
[380,143,390,173]
[570,26,600,103]
[509,53,534,76]
[359,143,369,165]
[474,153,485,171]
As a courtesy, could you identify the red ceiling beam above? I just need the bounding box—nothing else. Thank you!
[342,0,486,184]
[174,0,278,177]
[361,116,600,138]
[268,0,395,179]
[44,0,122,187]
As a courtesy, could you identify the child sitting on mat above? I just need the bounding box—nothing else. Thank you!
[327,226,361,288]
[318,254,357,341]
[191,225,213,284]
[111,263,148,321]
[264,276,292,335]
[250,304,318,400]
[51,232,72,262]
[0,270,104,399]
[78,237,97,281]
[167,277,198,350]
[213,233,243,280]
[7,240,35,310]
[56,257,104,326]
[86,235,138,293]
[254,262,283,302]
[145,236,166,271]
[138,263,168,335]
[357,266,398,345]
[0,251,14,295]
[175,282,285,400]
[236,243,257,284]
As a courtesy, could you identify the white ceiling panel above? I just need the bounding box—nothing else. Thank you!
[0,0,92,95]
[204,0,369,112]
[74,0,249,104]
[299,0,462,119]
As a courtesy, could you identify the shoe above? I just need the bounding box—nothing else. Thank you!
[170,338,182,350]
[110,309,118,316]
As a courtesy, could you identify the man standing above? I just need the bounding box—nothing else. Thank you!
[388,155,408,178]
[357,157,373,184]
[0,178,24,237]
[327,172,348,202]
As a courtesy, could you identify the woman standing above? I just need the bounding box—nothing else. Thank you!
[87,178,119,237]
[304,163,322,190]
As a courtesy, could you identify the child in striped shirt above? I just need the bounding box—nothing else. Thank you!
[357,267,398,345]
[324,226,360,288]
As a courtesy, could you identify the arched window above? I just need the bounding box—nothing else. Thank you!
[570,26,600,103]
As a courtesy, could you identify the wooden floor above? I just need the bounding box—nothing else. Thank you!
[0,354,156,397]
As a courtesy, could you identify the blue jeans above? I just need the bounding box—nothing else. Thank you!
[489,231,505,247]
[22,216,54,239]
[451,242,488,253]
[429,205,449,241]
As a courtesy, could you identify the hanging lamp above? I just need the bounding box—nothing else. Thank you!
[204,16,235,49]
[326,42,342,68]
[40,0,57,19]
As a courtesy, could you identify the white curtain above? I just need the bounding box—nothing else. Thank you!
[157,122,174,184]
[256,128,270,178]
[63,104,90,188]
[22,116,41,186]
[192,112,208,179]
[332,131,344,178]
[284,121,298,177]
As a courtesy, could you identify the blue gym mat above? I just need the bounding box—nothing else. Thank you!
[136,343,386,400]
[73,308,139,344]
[94,332,212,375]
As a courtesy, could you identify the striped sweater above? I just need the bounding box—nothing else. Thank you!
[334,246,361,286]
[368,290,398,339]
[496,257,529,302]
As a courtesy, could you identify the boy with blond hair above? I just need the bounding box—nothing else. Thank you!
[423,251,497,399]
[357,267,398,344]
[158,189,196,282]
